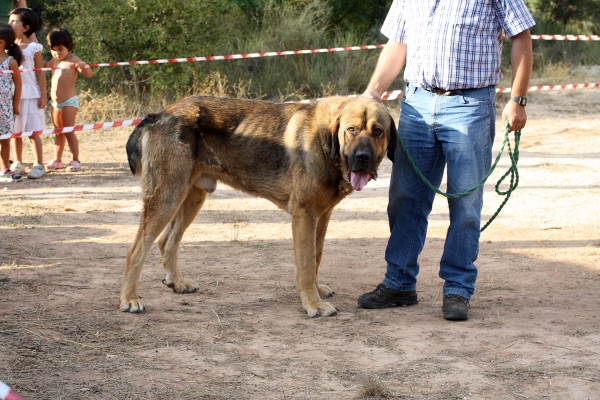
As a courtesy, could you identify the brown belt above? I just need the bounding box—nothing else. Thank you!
[423,87,459,96]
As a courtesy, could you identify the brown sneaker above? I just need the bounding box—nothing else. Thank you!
[358,284,418,309]
[442,294,470,321]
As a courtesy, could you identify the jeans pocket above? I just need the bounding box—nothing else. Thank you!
[456,93,492,115]
[459,87,496,108]
[459,94,488,106]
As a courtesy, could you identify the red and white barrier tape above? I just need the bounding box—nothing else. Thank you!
[502,82,600,92]
[285,89,405,104]
[1,119,142,140]
[0,381,26,400]
[287,90,405,104]
[2,33,599,74]
[287,82,600,103]
[531,34,600,41]
[1,83,598,139]
[0,45,385,74]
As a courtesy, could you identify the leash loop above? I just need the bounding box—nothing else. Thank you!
[397,120,520,231]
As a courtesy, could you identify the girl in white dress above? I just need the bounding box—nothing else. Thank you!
[8,8,46,179]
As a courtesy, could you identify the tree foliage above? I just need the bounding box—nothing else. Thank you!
[26,0,600,100]
[39,0,245,98]
[534,0,600,28]
[31,0,390,100]
[327,0,392,37]
[212,0,387,100]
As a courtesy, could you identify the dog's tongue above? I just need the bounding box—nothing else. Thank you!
[350,170,371,191]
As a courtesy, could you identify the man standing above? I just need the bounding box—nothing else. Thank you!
[358,0,535,320]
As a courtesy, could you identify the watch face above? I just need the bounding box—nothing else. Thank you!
[512,97,527,106]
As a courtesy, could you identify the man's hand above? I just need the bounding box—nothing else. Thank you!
[362,88,383,101]
[502,99,527,132]
[362,40,406,103]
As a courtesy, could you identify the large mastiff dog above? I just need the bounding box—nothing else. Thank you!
[121,96,396,317]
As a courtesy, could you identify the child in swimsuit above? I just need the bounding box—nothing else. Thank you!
[44,27,93,172]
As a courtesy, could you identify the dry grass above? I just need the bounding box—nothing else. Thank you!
[563,327,591,337]
[187,71,264,100]
[439,382,470,399]
[357,375,394,399]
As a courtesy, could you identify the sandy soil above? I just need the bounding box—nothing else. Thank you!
[1,89,599,399]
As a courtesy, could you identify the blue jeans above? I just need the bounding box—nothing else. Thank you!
[382,84,496,299]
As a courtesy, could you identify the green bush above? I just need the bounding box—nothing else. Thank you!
[43,0,245,99]
[212,0,394,100]
[526,0,600,69]
[37,0,401,101]
[33,0,600,102]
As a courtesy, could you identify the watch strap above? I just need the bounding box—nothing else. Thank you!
[510,96,528,106]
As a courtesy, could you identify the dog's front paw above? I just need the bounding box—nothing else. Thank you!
[305,301,338,318]
[120,296,145,313]
[162,278,199,294]
[317,284,335,299]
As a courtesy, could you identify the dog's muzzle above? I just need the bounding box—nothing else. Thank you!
[347,149,378,191]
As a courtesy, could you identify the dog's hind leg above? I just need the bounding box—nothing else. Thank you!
[157,185,207,294]
[120,183,191,313]
[315,207,335,299]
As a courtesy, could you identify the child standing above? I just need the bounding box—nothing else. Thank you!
[44,27,92,172]
[0,22,22,182]
[8,8,46,179]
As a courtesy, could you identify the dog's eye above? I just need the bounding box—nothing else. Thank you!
[372,128,383,138]
[347,126,356,135]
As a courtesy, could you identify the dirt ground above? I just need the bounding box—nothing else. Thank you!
[1,89,599,399]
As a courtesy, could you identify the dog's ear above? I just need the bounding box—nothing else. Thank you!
[327,116,341,160]
[387,116,398,163]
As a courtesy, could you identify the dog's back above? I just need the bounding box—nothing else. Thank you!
[125,96,320,207]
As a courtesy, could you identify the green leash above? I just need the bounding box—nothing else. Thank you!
[397,120,520,232]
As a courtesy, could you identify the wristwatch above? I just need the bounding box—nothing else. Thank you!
[510,96,528,106]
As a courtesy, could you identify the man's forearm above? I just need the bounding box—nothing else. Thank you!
[502,29,533,132]
[363,40,407,100]
[509,29,533,97]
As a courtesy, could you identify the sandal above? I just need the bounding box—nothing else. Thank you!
[66,160,82,172]
[45,160,65,170]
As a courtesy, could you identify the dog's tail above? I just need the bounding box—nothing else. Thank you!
[126,114,160,176]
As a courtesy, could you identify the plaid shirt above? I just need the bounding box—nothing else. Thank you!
[381,0,535,90]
